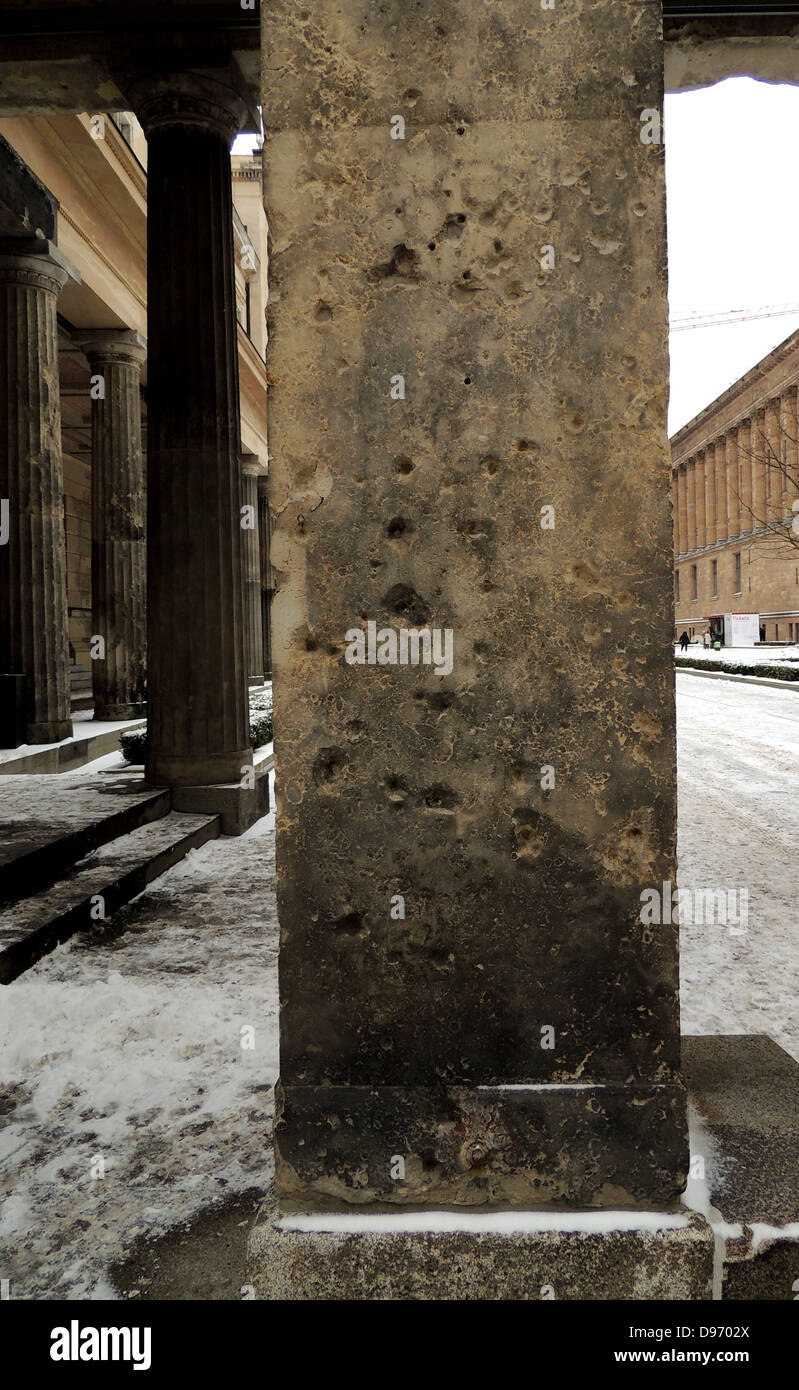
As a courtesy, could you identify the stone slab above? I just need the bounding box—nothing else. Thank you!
[248,1199,714,1301]
[276,1080,687,1211]
[0,774,170,904]
[171,760,271,836]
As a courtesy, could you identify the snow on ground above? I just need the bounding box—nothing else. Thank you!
[0,782,278,1299]
[1,671,798,1298]
[677,672,799,1061]
[675,642,799,667]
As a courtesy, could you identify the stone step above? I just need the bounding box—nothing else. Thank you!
[0,777,170,907]
[0,810,220,984]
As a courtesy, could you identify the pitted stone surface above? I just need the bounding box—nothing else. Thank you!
[263,0,684,1205]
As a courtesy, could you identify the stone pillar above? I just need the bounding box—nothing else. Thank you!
[132,74,253,800]
[686,458,697,552]
[752,409,767,527]
[241,454,264,685]
[0,239,75,744]
[715,435,728,544]
[262,0,686,1217]
[780,389,797,518]
[765,399,781,524]
[671,468,680,557]
[726,429,739,539]
[695,451,707,550]
[704,442,716,547]
[257,475,273,679]
[78,330,147,720]
[678,464,688,556]
[739,418,753,532]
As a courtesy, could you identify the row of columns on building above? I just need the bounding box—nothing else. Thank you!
[0,72,272,794]
[673,388,799,557]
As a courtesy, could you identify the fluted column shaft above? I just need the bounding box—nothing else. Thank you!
[0,243,72,743]
[671,468,680,556]
[726,430,739,538]
[241,461,264,683]
[739,418,753,531]
[80,331,146,719]
[780,388,797,515]
[134,79,251,786]
[678,464,688,556]
[765,399,781,523]
[714,436,727,543]
[704,442,716,547]
[695,451,707,550]
[752,408,767,526]
[686,458,697,552]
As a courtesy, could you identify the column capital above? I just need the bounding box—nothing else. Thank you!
[0,237,80,295]
[240,451,268,479]
[129,70,249,142]
[74,328,147,369]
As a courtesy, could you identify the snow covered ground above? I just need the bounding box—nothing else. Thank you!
[0,782,278,1300]
[1,673,797,1298]
[677,671,799,1061]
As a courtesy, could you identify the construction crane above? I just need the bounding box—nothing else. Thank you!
[669,303,799,332]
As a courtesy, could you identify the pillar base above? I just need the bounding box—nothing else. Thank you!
[247,1194,714,1300]
[275,1081,688,1212]
[26,719,72,745]
[171,770,269,836]
[95,702,147,722]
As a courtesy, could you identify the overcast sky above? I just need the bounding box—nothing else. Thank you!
[666,76,799,436]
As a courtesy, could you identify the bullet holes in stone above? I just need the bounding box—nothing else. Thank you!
[312,746,347,785]
[464,376,472,385]
[420,783,460,812]
[386,516,410,539]
[333,911,363,935]
[315,302,333,322]
[383,582,430,625]
[394,455,414,476]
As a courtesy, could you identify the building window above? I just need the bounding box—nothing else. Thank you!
[691,564,698,601]
[711,559,718,597]
[775,623,780,641]
[734,552,742,594]
[675,571,680,603]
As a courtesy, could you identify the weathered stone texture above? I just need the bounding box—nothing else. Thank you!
[249,1199,714,1301]
[263,0,684,1206]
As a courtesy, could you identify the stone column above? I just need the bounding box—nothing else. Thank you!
[739,417,753,532]
[726,429,739,539]
[241,454,264,685]
[765,399,781,524]
[752,408,767,527]
[686,458,697,551]
[678,463,688,556]
[715,435,728,544]
[695,451,707,550]
[257,475,273,679]
[78,330,147,720]
[0,239,75,744]
[704,442,716,547]
[780,388,797,518]
[262,0,685,1218]
[132,74,253,801]
[671,467,681,557]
